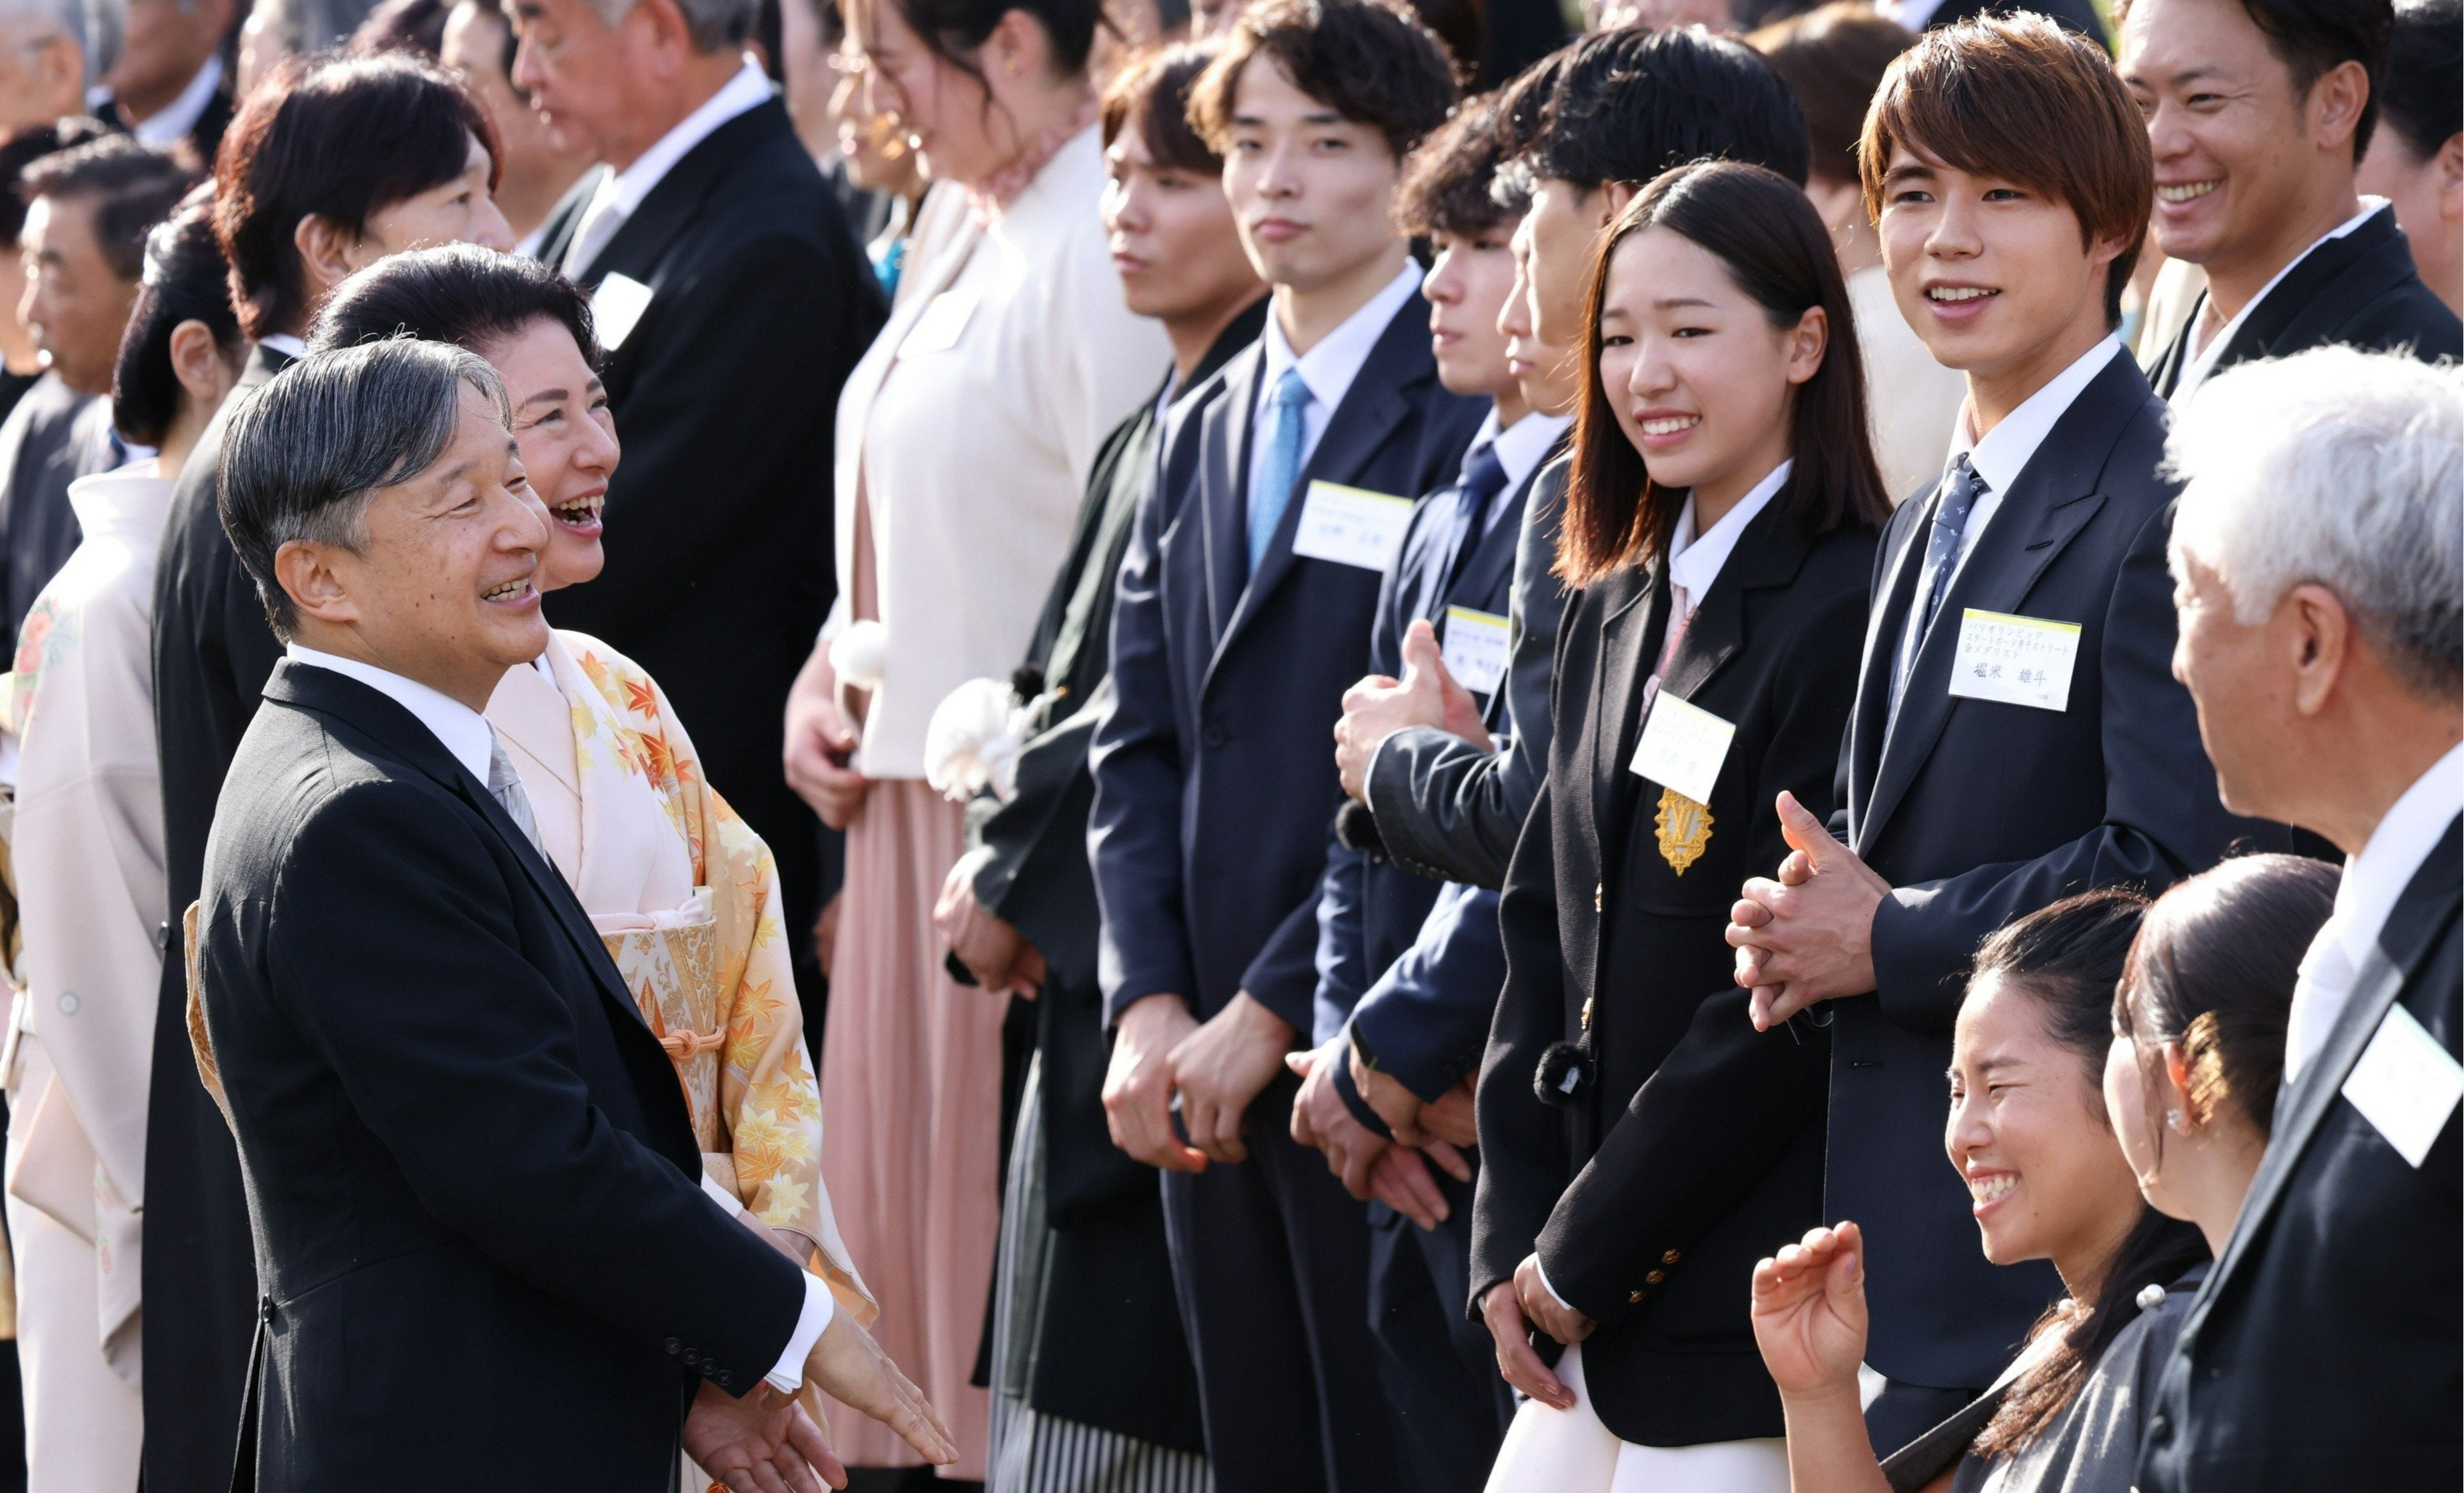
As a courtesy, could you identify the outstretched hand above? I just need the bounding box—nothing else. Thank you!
[683,1380,845,1492]
[1749,1222,1870,1401]
[1333,620,1492,799]
[1726,792,1890,1028]
[803,1308,958,1468]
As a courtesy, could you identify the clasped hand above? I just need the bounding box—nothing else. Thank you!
[1102,991,1294,1171]
[935,846,1046,999]
[1334,619,1491,800]
[1286,1044,1473,1230]
[1724,791,1892,1028]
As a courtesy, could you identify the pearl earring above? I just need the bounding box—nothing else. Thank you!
[2166,1107,2186,1132]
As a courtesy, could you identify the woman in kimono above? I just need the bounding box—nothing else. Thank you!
[3,200,244,1493]
[306,245,879,1482]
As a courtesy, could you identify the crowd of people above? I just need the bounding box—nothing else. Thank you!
[0,0,2453,1488]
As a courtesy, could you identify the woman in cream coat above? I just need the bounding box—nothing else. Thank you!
[781,0,1168,1474]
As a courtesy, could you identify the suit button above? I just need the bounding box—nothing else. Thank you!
[1593,882,1603,913]
[2150,1414,2169,1437]
[1661,1248,1681,1264]
[717,1373,733,1389]
[1627,1289,1644,1304]
[1645,1269,1666,1284]
[683,1351,701,1367]
[1201,726,1228,749]
[663,1338,681,1355]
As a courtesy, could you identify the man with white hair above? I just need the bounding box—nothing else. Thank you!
[0,0,109,133]
[2141,344,2461,1493]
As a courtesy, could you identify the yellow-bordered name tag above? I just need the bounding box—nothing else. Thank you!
[1948,608,2081,712]
[1441,606,1510,696]
[1291,482,1413,572]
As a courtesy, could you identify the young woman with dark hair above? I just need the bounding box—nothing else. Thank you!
[1474,158,1884,1493]
[1752,855,2335,1493]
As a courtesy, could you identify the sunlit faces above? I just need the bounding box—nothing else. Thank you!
[1503,211,1580,416]
[2167,547,2297,822]
[17,193,139,396]
[1521,175,1609,348]
[1876,141,2121,386]
[1945,973,2144,1270]
[1104,121,1261,322]
[1424,222,1519,402]
[1220,56,1405,295]
[482,316,617,590]
[1593,226,1822,510]
[2119,0,2363,276]
[508,0,639,159]
[348,133,516,268]
[851,0,1013,188]
[443,1,584,207]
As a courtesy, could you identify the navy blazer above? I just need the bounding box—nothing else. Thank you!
[1830,349,2285,1392]
[1090,292,1484,1033]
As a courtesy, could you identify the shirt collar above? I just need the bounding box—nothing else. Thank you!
[2176,199,2390,402]
[1491,408,1572,494]
[257,333,308,361]
[284,643,502,785]
[1953,334,2122,498]
[1668,458,1792,603]
[128,53,223,148]
[595,59,771,220]
[1260,260,1424,417]
[2325,741,2464,973]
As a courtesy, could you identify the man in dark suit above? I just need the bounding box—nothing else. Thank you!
[2138,346,2459,1492]
[146,55,515,1493]
[95,0,236,167]
[516,0,884,1031]
[1724,17,2279,1454]
[2122,0,2461,401]
[199,338,950,1491]
[1088,4,1479,1488]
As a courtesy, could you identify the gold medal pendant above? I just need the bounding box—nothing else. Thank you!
[1655,786,1713,874]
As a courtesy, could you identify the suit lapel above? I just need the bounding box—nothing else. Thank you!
[1588,566,1661,882]
[2212,208,2397,371]
[1656,501,1812,708]
[1198,345,1264,650]
[1445,456,1540,620]
[576,102,793,287]
[532,168,603,271]
[1848,498,1929,853]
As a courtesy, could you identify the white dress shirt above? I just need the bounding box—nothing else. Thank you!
[564,58,772,275]
[280,643,835,1387]
[1483,408,1573,532]
[126,53,224,148]
[2172,199,2390,403]
[1665,458,1793,624]
[1245,260,1426,505]
[257,333,307,362]
[2285,743,2464,1084]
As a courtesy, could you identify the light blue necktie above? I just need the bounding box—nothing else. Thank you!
[1249,368,1312,570]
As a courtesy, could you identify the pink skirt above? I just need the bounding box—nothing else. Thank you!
[818,777,1003,1478]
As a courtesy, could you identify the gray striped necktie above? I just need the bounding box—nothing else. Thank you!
[487,735,543,855]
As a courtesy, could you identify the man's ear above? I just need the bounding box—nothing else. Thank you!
[292,214,362,306]
[2304,57,2370,157]
[623,0,696,79]
[1601,180,1638,225]
[274,539,360,630]
[2284,581,2353,720]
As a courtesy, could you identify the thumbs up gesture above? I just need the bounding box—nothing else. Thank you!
[1334,619,1493,800]
[1725,791,1892,1029]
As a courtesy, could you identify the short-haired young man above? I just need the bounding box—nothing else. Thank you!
[1088,1,1479,1486]
[1284,93,1567,1493]
[1723,15,2281,1455]
[2120,0,2461,400]
[2355,0,2461,316]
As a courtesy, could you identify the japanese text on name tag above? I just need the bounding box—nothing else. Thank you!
[1949,608,2081,712]
[1292,482,1413,572]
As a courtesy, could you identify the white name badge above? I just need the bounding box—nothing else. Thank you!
[591,272,655,352]
[1291,482,1414,572]
[899,287,978,358]
[1948,608,2082,712]
[2343,1003,2464,1168]
[1628,691,1737,804]
[1441,606,1510,696]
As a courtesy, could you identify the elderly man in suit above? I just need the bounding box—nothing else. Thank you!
[2137,348,2460,1492]
[515,0,883,1029]
[197,337,953,1491]
[97,0,237,165]
[0,0,98,135]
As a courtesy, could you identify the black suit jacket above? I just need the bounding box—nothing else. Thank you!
[534,96,885,954]
[99,75,233,167]
[1833,349,2281,1392]
[2148,205,2463,398]
[1474,495,1873,1445]
[0,370,110,642]
[1090,292,1484,1035]
[199,663,806,1491]
[2139,818,2461,1493]
[146,340,291,1493]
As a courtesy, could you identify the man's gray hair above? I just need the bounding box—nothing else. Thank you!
[2167,344,2463,698]
[0,0,119,82]
[588,0,755,53]
[218,337,514,639]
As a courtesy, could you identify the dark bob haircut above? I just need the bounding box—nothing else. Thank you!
[1517,27,1810,195]
[1558,160,1888,584]
[1188,0,1460,163]
[21,135,199,282]
[2378,0,2459,163]
[307,243,600,367]
[861,0,1100,83]
[214,51,502,343]
[113,191,246,448]
[1395,95,1517,238]
[1748,2,1916,188]
[1101,40,1226,179]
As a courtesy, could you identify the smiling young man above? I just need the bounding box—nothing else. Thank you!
[2120,0,2459,401]
[1085,1,1477,1486]
[1720,15,2279,1456]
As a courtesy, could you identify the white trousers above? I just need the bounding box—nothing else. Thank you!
[1482,1345,1789,1493]
[6,1040,142,1493]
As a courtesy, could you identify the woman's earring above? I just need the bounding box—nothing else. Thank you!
[2166,1107,2187,1133]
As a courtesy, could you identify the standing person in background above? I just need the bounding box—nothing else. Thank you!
[94,0,234,166]
[1874,0,2102,43]
[0,127,74,424]
[1722,17,2275,1456]
[1749,2,1964,502]
[2122,0,2459,402]
[516,0,882,1053]
[440,0,594,252]
[2355,0,2459,316]
[2140,346,2461,1493]
[145,54,512,1493]
[2,195,238,1493]
[2,135,194,642]
[0,0,95,136]
[934,41,1260,1492]
[1089,3,1478,1486]
[777,0,1165,1472]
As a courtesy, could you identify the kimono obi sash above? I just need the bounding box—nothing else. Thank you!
[593,889,724,1147]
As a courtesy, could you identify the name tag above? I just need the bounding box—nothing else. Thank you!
[1628,691,1736,804]
[1441,606,1510,696]
[2343,1003,2464,1167]
[1948,608,2081,712]
[591,273,655,351]
[899,287,977,357]
[1291,482,1414,572]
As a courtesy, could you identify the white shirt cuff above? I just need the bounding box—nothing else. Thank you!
[765,1270,835,1394]
[1533,1258,1575,1314]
